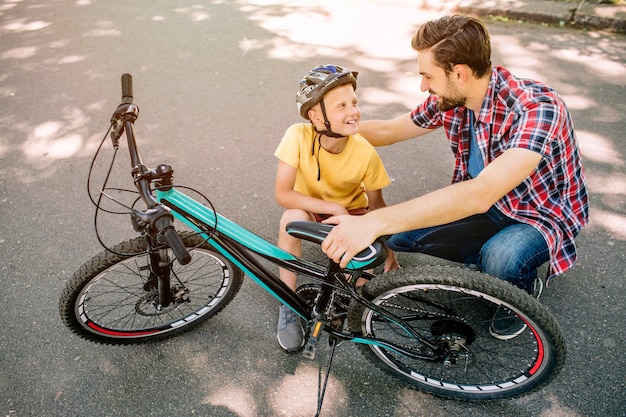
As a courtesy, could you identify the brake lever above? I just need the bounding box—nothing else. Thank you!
[109,102,139,150]
[110,120,123,149]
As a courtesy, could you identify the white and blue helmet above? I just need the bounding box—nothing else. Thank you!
[296,64,358,120]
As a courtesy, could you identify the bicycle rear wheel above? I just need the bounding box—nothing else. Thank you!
[59,231,244,344]
[348,265,566,400]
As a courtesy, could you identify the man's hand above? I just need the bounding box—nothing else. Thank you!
[321,214,378,268]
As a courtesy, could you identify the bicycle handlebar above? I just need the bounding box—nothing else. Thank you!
[121,73,133,103]
[118,73,191,265]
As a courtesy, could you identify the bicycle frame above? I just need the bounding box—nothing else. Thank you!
[156,186,435,360]
[158,187,374,319]
[158,186,318,319]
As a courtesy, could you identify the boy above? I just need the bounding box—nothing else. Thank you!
[274,64,399,352]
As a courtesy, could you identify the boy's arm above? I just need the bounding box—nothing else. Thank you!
[275,161,348,216]
[365,189,388,211]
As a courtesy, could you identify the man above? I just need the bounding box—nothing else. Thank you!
[320,15,588,339]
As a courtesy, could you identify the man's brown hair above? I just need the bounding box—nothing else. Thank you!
[412,15,492,78]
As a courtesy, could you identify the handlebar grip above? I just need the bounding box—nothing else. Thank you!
[154,215,191,265]
[121,73,133,103]
[163,227,192,265]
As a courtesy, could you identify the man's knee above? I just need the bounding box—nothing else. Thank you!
[478,246,528,283]
[478,225,549,292]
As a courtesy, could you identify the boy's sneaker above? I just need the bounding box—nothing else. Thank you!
[489,277,543,340]
[277,304,304,352]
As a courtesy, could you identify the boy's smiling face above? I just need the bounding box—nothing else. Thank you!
[308,83,360,137]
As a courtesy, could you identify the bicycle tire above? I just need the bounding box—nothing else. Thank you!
[348,265,566,400]
[59,231,244,344]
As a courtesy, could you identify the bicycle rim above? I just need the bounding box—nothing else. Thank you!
[353,270,564,400]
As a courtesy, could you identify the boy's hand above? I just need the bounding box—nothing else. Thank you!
[331,205,350,217]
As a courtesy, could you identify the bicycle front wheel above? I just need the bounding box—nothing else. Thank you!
[348,265,566,400]
[59,231,244,344]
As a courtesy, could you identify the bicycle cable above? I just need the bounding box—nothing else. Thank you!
[154,183,219,246]
[91,128,137,257]
[87,125,135,213]
[87,124,219,259]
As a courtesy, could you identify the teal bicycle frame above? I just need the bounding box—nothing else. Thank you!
[156,187,384,322]
[156,186,428,358]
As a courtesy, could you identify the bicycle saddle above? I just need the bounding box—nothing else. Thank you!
[286,220,387,270]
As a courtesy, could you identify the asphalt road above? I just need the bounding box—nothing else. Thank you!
[1,1,625,416]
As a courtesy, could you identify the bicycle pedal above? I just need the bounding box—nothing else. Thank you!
[303,318,325,360]
[303,336,318,360]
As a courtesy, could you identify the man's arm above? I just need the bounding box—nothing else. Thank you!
[359,111,431,146]
[322,147,543,267]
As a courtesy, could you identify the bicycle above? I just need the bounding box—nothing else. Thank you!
[59,74,566,415]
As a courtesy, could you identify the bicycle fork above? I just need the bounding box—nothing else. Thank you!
[132,205,189,310]
[150,249,172,308]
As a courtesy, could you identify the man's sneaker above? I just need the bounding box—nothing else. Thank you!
[489,306,526,340]
[277,304,304,352]
[490,276,544,341]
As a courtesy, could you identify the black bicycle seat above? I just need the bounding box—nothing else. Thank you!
[285,220,387,270]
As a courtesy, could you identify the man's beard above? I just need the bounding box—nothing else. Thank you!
[433,78,466,111]
[438,95,466,111]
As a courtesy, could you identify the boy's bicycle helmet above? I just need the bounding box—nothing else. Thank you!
[296,64,358,120]
[297,65,359,180]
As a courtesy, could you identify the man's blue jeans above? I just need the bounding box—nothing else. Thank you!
[385,206,549,293]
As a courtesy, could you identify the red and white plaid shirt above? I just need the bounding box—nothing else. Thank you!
[411,66,589,279]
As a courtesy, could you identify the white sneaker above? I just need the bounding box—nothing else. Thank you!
[490,277,543,341]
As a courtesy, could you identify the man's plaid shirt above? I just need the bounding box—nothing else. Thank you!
[411,66,589,279]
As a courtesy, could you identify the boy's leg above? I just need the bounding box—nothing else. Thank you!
[278,209,314,290]
[276,209,313,352]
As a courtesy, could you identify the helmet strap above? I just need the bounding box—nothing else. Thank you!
[311,132,322,181]
[314,98,344,139]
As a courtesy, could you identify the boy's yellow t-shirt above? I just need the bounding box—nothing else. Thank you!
[274,123,391,211]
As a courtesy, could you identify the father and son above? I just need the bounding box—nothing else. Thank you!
[271,15,588,351]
